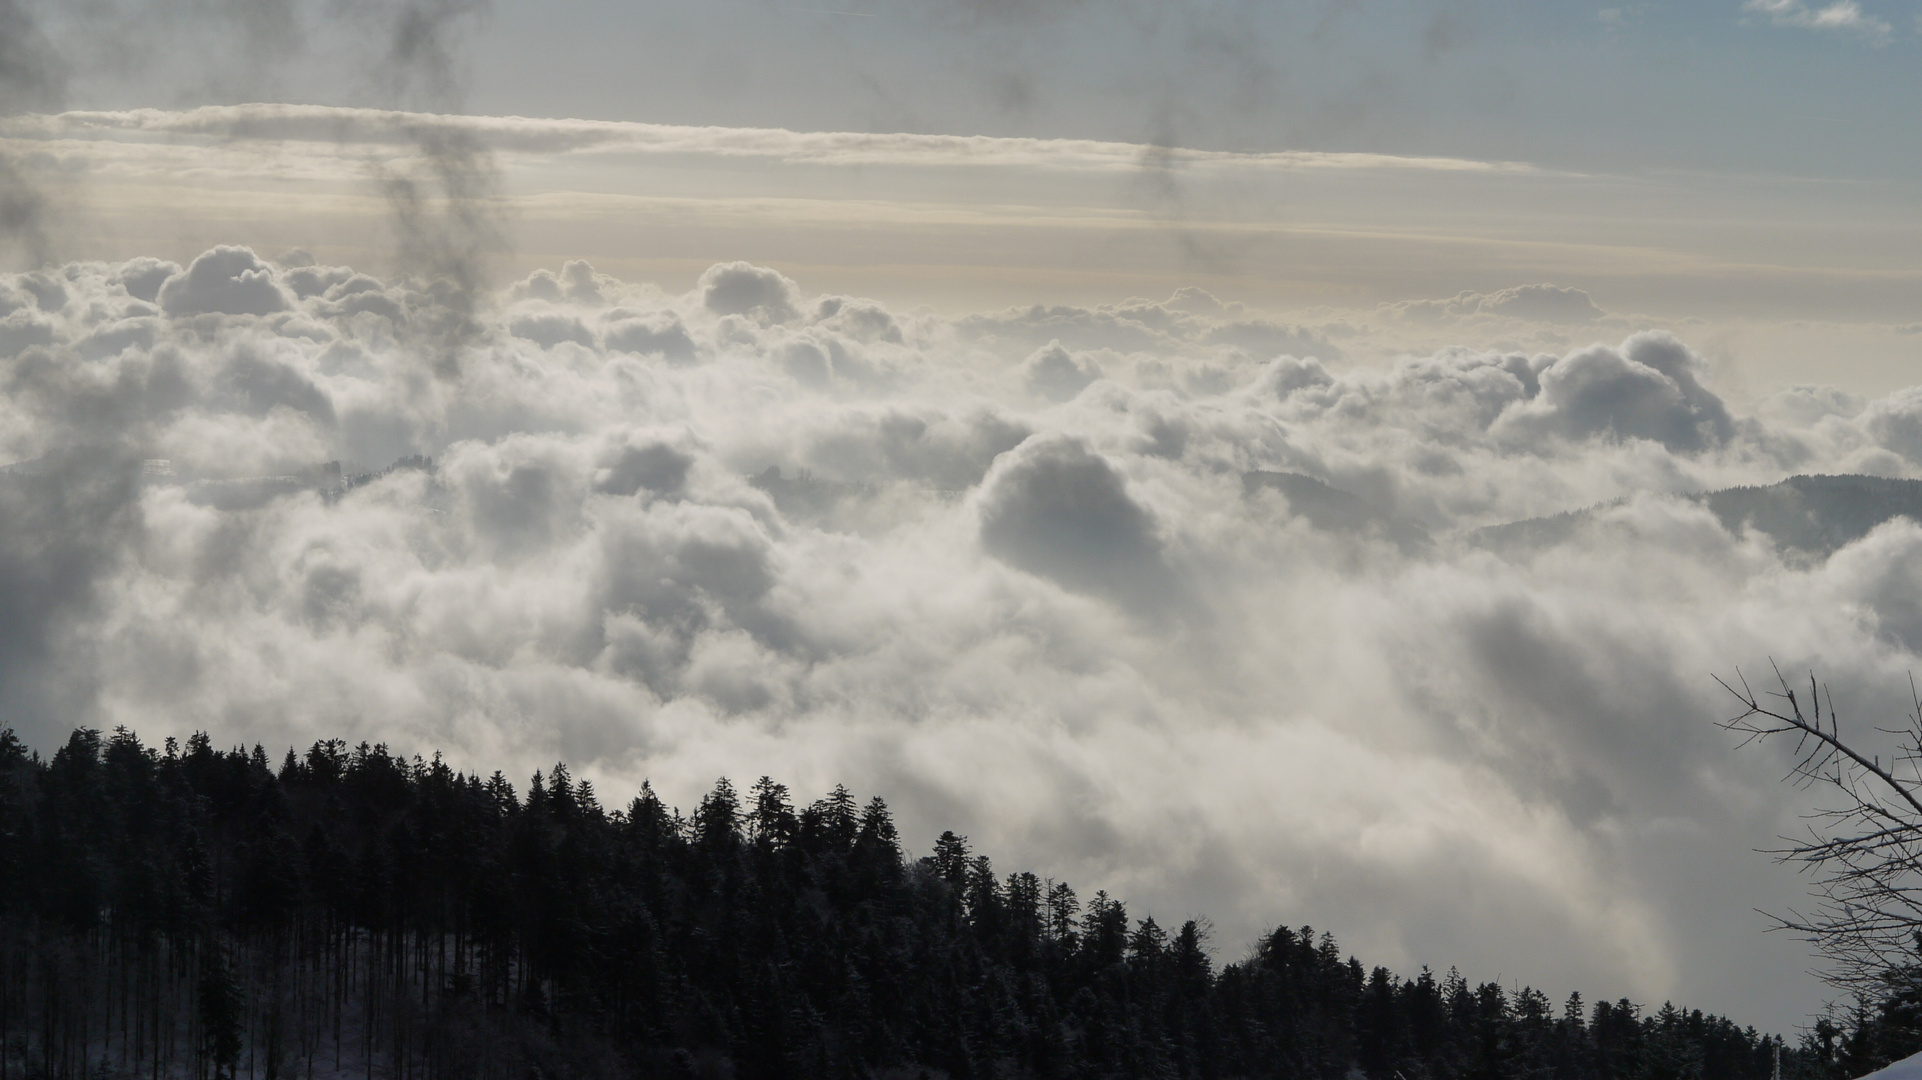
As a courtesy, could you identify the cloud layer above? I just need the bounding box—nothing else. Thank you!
[1,105,1534,174]
[5,249,1922,1027]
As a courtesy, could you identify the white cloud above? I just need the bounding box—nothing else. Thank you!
[1743,0,1893,42]
[1382,283,1605,325]
[158,246,293,316]
[1021,341,1103,401]
[700,261,802,324]
[0,104,1540,176]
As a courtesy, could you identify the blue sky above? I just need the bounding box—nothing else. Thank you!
[442,0,1922,178]
[37,0,1922,182]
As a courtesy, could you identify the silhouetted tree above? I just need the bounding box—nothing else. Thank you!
[0,724,1813,1080]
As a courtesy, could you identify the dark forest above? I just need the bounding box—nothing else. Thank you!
[1,726,1913,1080]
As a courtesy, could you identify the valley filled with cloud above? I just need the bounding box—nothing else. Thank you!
[6,234,1922,1025]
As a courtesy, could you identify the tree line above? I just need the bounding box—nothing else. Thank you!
[0,725,1899,1080]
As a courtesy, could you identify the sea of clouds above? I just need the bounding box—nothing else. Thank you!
[5,245,1922,1021]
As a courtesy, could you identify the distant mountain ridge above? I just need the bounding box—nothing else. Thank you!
[1243,470,1431,550]
[1474,474,1922,556]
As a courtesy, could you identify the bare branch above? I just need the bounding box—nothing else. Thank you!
[1722,664,1922,994]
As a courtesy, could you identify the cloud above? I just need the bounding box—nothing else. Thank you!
[0,306,53,355]
[701,261,801,324]
[977,435,1176,612]
[1479,284,1606,323]
[1260,354,1335,398]
[1022,340,1102,401]
[0,449,141,726]
[158,246,293,316]
[594,435,694,498]
[1861,386,1922,465]
[1743,0,1892,42]
[3,104,1540,177]
[604,314,698,363]
[1383,283,1605,325]
[0,249,1917,1032]
[961,294,1339,360]
[514,260,608,305]
[1493,332,1734,452]
[115,257,180,303]
[508,312,594,348]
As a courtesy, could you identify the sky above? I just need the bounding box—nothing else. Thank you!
[3,0,1922,1036]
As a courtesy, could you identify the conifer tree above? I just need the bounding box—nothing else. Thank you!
[0,723,1829,1080]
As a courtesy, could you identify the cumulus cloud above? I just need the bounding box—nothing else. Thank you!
[2,249,1919,1028]
[1384,283,1605,324]
[1493,332,1734,452]
[701,261,801,324]
[114,257,180,303]
[594,435,694,498]
[1480,284,1606,322]
[1022,340,1102,401]
[962,292,1340,361]
[978,435,1176,613]
[1861,387,1922,464]
[605,314,698,363]
[158,246,292,316]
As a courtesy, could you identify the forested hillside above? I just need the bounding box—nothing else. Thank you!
[0,727,1883,1080]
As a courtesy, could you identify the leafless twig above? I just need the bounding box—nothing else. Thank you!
[1720,663,1922,996]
